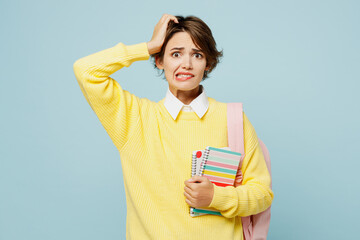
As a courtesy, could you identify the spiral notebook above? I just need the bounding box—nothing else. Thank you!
[190,146,242,217]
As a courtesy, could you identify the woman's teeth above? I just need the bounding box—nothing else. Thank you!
[177,74,192,77]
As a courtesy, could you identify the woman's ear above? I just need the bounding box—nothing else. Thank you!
[205,65,210,71]
[155,56,164,70]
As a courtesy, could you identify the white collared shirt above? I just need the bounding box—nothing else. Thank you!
[163,85,209,120]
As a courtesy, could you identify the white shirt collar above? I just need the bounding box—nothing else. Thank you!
[163,85,209,120]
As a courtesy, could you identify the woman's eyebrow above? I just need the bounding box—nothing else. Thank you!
[170,47,184,51]
[170,47,203,52]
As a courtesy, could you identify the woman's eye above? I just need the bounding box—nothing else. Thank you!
[172,52,180,57]
[194,53,203,58]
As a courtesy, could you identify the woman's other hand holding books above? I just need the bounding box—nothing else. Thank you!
[184,176,214,208]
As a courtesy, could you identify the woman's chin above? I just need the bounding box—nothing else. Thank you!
[168,82,200,92]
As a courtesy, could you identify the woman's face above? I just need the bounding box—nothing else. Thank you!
[156,31,209,94]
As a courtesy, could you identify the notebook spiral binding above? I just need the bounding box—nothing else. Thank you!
[191,152,197,177]
[199,147,210,176]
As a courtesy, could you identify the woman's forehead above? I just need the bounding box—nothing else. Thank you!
[165,32,200,51]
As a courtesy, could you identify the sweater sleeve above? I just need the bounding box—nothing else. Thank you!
[73,42,150,150]
[208,113,273,218]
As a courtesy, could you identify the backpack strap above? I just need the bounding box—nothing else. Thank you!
[227,103,272,240]
[227,103,251,240]
[227,103,245,161]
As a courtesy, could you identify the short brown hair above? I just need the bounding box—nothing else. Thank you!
[151,15,223,80]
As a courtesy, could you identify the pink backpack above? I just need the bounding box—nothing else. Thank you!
[227,103,272,240]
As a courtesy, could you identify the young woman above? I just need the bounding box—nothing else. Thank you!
[73,14,273,240]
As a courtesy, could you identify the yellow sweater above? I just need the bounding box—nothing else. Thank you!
[73,42,273,240]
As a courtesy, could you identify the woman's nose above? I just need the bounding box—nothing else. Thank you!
[181,55,192,69]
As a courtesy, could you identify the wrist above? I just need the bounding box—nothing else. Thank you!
[147,41,161,55]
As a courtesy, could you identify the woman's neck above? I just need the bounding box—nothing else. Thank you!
[169,85,201,105]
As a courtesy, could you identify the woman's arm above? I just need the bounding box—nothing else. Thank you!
[184,113,273,218]
[73,14,178,151]
[207,113,274,218]
[73,42,149,150]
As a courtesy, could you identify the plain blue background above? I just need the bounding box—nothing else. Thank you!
[1,0,359,239]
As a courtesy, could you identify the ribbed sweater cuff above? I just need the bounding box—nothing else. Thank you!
[208,185,235,211]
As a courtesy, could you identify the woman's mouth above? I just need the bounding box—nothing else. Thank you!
[175,73,194,81]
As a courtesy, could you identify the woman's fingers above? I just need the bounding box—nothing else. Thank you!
[185,198,193,207]
[160,14,178,23]
[184,190,195,204]
[184,180,194,190]
[155,14,177,40]
[184,186,193,196]
[147,14,178,55]
[167,14,179,24]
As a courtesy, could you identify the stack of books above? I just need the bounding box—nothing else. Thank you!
[190,146,242,217]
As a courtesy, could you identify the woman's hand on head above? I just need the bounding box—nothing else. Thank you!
[147,14,179,55]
